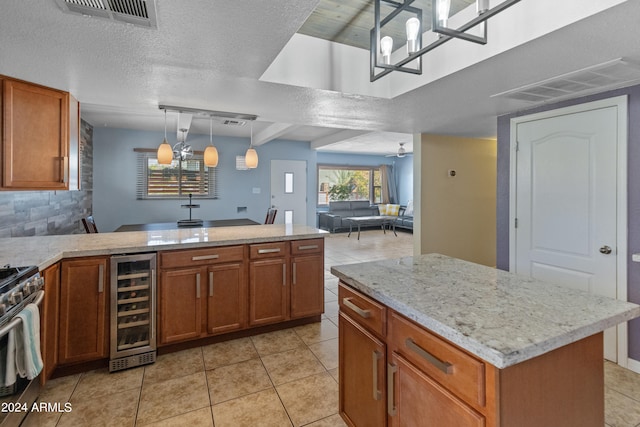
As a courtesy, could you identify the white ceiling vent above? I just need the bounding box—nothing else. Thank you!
[54,0,158,29]
[491,58,640,104]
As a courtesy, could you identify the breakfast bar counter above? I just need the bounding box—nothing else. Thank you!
[0,224,326,270]
[332,254,640,427]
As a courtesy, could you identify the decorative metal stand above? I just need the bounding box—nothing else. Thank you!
[177,193,203,227]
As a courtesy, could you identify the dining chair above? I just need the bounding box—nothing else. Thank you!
[82,216,99,233]
[264,208,277,224]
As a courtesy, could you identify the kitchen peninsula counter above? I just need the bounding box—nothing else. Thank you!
[0,224,326,270]
[331,253,640,368]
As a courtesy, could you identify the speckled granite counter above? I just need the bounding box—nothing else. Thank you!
[331,253,640,369]
[0,224,326,271]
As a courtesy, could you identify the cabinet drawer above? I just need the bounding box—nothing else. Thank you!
[389,312,486,408]
[338,283,386,338]
[291,238,324,255]
[249,242,287,259]
[160,245,245,268]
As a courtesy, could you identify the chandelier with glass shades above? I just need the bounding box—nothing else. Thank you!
[370,0,522,81]
[156,105,258,168]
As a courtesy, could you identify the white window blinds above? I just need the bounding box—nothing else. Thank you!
[135,149,218,200]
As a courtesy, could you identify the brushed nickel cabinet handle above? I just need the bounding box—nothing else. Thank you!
[98,264,104,293]
[63,156,69,184]
[209,271,213,297]
[258,248,281,254]
[192,254,219,261]
[405,338,453,374]
[342,297,371,319]
[292,262,297,285]
[282,264,286,286]
[298,244,318,251]
[196,273,201,299]
[387,363,397,416]
[372,350,382,401]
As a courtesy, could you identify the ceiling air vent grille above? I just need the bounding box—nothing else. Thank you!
[222,119,247,126]
[55,0,158,29]
[491,58,640,104]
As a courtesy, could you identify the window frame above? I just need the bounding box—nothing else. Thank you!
[135,148,219,200]
[316,164,381,207]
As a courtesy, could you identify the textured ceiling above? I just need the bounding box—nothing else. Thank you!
[0,1,638,155]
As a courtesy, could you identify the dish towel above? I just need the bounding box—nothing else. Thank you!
[13,304,43,380]
[1,335,16,387]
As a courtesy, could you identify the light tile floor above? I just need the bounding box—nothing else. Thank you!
[23,230,640,426]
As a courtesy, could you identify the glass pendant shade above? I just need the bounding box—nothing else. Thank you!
[204,145,219,167]
[245,148,258,169]
[157,138,173,164]
[204,117,219,167]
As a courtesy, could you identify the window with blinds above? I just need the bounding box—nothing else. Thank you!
[136,149,218,199]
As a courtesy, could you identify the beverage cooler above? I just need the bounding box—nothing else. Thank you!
[110,253,157,372]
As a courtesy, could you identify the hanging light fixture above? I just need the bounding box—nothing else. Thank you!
[370,0,523,82]
[157,109,173,164]
[204,117,219,167]
[245,121,258,169]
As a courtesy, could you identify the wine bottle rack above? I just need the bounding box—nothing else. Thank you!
[110,253,157,371]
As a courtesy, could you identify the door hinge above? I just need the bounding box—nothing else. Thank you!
[515,218,518,228]
[515,141,520,152]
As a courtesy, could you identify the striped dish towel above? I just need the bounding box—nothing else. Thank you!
[14,304,43,380]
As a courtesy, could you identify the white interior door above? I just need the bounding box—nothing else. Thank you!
[270,160,307,225]
[514,103,622,362]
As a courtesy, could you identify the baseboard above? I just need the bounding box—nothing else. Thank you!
[626,357,640,374]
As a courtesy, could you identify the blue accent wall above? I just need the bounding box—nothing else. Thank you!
[496,83,640,361]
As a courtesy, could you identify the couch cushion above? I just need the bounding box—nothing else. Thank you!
[405,200,414,216]
[329,201,352,211]
[385,204,400,216]
[350,200,372,210]
[352,209,375,216]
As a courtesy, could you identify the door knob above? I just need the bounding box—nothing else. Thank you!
[599,246,612,255]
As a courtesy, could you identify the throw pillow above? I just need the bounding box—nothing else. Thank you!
[386,204,400,216]
[378,204,387,215]
[405,200,414,216]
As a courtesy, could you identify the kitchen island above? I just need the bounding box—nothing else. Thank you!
[332,254,640,427]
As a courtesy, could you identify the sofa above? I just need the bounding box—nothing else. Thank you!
[318,201,379,232]
[395,205,414,231]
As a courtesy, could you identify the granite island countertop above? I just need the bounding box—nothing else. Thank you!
[331,253,640,369]
[0,224,327,271]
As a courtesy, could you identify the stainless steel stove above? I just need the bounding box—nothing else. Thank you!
[0,265,44,427]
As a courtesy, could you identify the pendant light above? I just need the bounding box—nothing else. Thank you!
[245,121,258,169]
[157,109,173,165]
[203,117,219,167]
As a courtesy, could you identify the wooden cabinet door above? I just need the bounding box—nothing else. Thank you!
[249,258,288,326]
[158,267,203,344]
[339,313,386,427]
[290,254,324,318]
[1,77,69,189]
[41,263,60,384]
[207,262,247,335]
[388,352,485,427]
[58,257,108,365]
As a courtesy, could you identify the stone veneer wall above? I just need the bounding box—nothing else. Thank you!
[0,119,93,237]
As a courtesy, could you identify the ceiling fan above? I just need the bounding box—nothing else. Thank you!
[386,142,412,158]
